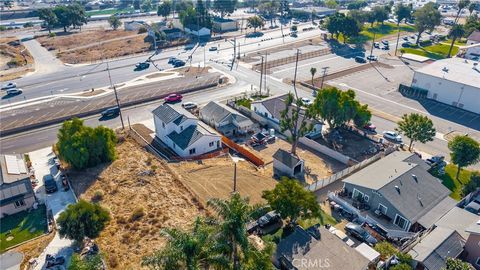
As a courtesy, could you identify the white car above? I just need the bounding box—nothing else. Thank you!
[1,82,16,90]
[6,88,23,95]
[181,102,198,110]
[383,131,402,143]
[301,97,313,106]
[367,55,378,61]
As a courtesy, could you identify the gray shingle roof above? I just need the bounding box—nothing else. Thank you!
[167,122,218,150]
[200,101,253,126]
[0,178,34,206]
[273,149,301,168]
[417,196,457,229]
[468,30,480,43]
[152,104,195,126]
[409,228,465,270]
[274,225,369,270]
[435,207,479,239]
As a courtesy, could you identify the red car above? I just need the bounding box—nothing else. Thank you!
[164,93,183,103]
[363,123,376,132]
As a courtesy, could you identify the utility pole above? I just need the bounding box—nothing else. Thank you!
[259,56,264,95]
[231,37,236,71]
[106,61,125,130]
[264,51,267,94]
[293,49,300,99]
[394,24,401,56]
[369,31,376,62]
[320,66,329,89]
[233,162,237,192]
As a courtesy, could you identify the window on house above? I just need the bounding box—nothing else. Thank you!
[162,122,165,128]
[476,257,480,266]
[14,199,25,208]
[189,148,196,155]
[394,215,408,230]
[209,142,214,147]
[378,204,388,215]
[181,126,183,131]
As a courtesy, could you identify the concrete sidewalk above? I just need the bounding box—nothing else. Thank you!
[29,147,76,270]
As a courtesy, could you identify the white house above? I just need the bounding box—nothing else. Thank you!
[212,17,238,32]
[465,30,480,60]
[152,104,222,158]
[411,57,480,114]
[184,25,211,37]
[199,101,254,136]
[124,20,145,31]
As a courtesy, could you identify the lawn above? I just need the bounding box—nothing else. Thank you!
[0,205,48,251]
[401,43,459,60]
[338,22,415,44]
[444,39,467,46]
[235,98,252,109]
[86,7,135,16]
[433,164,473,200]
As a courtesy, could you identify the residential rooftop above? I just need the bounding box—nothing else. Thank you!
[414,57,480,89]
[434,207,479,239]
[0,154,28,185]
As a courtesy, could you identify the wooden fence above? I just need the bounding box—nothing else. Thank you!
[221,136,265,167]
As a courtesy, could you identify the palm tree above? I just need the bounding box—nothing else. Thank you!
[142,218,222,270]
[455,0,470,23]
[310,67,317,86]
[207,193,261,270]
[447,24,465,58]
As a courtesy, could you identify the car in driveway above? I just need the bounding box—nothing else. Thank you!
[355,56,367,63]
[345,222,377,245]
[182,101,197,110]
[367,55,378,61]
[426,155,445,166]
[43,174,58,193]
[101,106,120,117]
[164,93,182,103]
[1,82,16,90]
[383,131,402,143]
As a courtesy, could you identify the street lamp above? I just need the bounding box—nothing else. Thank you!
[230,154,245,193]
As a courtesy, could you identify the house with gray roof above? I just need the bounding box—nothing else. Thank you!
[274,225,370,270]
[1,154,36,218]
[342,151,454,232]
[465,219,480,269]
[152,103,222,158]
[408,227,466,270]
[199,101,254,136]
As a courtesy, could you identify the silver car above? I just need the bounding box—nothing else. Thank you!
[383,131,402,143]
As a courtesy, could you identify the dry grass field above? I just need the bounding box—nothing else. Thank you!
[70,138,205,269]
[0,37,34,81]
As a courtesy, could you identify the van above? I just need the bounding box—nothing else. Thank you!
[101,106,120,117]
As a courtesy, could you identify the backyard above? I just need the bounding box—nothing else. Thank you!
[401,43,459,60]
[0,205,48,252]
[433,164,473,201]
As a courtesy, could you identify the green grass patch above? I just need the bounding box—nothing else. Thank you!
[0,205,48,251]
[401,43,459,60]
[235,98,252,109]
[337,23,415,45]
[86,7,135,16]
[432,164,473,200]
[445,39,467,46]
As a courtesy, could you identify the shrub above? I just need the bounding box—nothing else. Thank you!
[0,26,6,31]
[7,59,20,67]
[138,26,147,34]
[23,22,34,28]
[130,207,145,221]
[49,32,56,37]
[419,40,432,47]
[91,190,104,202]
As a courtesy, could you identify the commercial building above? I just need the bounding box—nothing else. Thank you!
[411,57,480,114]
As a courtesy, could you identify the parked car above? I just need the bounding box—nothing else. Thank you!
[209,46,218,51]
[6,88,22,95]
[402,42,412,48]
[135,62,150,70]
[426,155,445,166]
[345,222,377,245]
[43,174,58,193]
[355,56,367,63]
[173,60,186,68]
[101,106,120,117]
[363,122,376,132]
[46,254,65,268]
[182,101,197,110]
[381,40,389,45]
[403,36,409,41]
[383,131,402,143]
[382,45,390,50]
[373,42,380,49]
[301,97,313,106]
[257,211,281,228]
[164,93,183,103]
[168,57,177,64]
[367,55,378,61]
[1,82,16,90]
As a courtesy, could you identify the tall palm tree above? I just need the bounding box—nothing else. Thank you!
[447,24,465,58]
[455,0,471,23]
[207,193,261,270]
[142,218,222,270]
[310,67,317,87]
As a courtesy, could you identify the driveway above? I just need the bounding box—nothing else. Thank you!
[21,38,64,75]
[0,251,23,270]
[29,147,77,270]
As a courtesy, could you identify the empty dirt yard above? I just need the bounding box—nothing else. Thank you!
[37,30,150,64]
[0,37,34,81]
[171,157,277,205]
[248,139,346,184]
[70,137,205,269]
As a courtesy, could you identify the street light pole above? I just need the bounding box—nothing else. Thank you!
[369,31,376,62]
[106,61,125,130]
[395,23,401,56]
[320,66,329,90]
[259,56,264,95]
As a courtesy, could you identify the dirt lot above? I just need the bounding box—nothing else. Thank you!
[37,30,150,64]
[70,137,205,269]
[0,37,34,81]
[171,157,278,205]
[248,138,346,184]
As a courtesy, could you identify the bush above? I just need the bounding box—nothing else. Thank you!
[130,207,145,221]
[49,32,56,37]
[7,59,20,67]
[419,40,432,47]
[23,22,34,28]
[0,26,6,31]
[91,190,104,202]
[138,26,147,34]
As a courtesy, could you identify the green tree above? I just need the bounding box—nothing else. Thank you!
[462,172,480,196]
[353,104,371,128]
[413,2,441,44]
[341,16,361,43]
[310,67,317,86]
[142,218,220,270]
[157,0,172,18]
[108,15,122,30]
[53,5,71,32]
[447,24,465,57]
[325,13,344,39]
[141,0,153,12]
[325,0,338,9]
[279,92,313,155]
[213,0,237,18]
[179,6,197,27]
[464,14,480,37]
[69,254,104,270]
[68,3,88,30]
[243,241,275,270]
[455,0,471,23]
[247,15,264,32]
[57,200,110,242]
[349,10,369,25]
[395,113,436,151]
[374,241,398,260]
[391,264,413,270]
[207,193,260,270]
[394,3,412,52]
[38,8,57,34]
[443,258,473,270]
[448,135,480,180]
[57,118,117,169]
[258,0,279,27]
[134,0,141,9]
[262,178,321,225]
[347,1,367,10]
[372,5,389,25]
